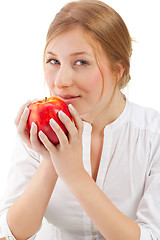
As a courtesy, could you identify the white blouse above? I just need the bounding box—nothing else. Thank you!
[0,99,160,240]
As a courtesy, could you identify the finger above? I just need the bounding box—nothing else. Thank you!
[68,104,83,136]
[49,118,68,146]
[30,123,47,155]
[17,107,30,132]
[17,107,30,146]
[15,100,32,127]
[58,110,78,140]
[39,131,56,153]
[15,98,38,127]
[30,122,39,147]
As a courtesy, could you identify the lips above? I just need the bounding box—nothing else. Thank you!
[58,94,80,100]
[57,94,80,104]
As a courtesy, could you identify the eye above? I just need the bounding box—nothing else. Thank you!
[75,60,88,66]
[46,59,60,65]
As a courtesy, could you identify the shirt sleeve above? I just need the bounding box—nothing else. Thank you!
[138,224,159,240]
[0,135,41,239]
[136,132,160,240]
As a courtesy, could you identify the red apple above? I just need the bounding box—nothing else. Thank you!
[26,97,72,145]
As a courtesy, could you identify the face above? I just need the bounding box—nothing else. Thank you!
[44,28,116,121]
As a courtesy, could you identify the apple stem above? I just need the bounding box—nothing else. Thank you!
[45,97,47,102]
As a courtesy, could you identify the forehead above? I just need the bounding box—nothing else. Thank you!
[45,27,111,69]
[46,28,97,55]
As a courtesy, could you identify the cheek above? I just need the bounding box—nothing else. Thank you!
[99,64,116,95]
[45,69,55,89]
[79,70,103,93]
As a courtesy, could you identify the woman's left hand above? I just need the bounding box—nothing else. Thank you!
[38,104,85,183]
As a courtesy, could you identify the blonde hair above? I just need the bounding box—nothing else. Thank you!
[43,0,132,90]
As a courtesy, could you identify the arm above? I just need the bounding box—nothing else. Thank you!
[7,158,57,240]
[65,169,140,240]
[4,101,58,240]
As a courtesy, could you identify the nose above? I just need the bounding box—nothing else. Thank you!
[54,65,73,89]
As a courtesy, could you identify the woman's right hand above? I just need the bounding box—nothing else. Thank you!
[14,100,52,161]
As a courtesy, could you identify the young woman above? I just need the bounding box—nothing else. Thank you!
[0,1,160,239]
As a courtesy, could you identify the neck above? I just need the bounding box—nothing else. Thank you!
[82,88,126,135]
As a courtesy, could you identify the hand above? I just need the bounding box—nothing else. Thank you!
[38,104,85,183]
[15,100,51,161]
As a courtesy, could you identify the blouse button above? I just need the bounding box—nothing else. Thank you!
[91,226,96,233]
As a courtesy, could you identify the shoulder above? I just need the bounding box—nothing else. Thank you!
[127,101,160,166]
[127,100,160,134]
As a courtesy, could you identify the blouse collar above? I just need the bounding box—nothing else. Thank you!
[82,97,130,135]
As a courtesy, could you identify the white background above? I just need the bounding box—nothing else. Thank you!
[0,0,160,199]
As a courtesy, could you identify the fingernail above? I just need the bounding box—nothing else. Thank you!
[58,110,65,117]
[68,104,75,111]
[25,99,32,105]
[50,118,57,125]
[39,130,45,138]
[23,107,29,114]
[31,122,37,130]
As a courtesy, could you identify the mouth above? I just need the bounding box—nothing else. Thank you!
[58,94,80,99]
[57,94,81,103]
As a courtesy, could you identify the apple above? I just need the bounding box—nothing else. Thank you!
[26,97,72,145]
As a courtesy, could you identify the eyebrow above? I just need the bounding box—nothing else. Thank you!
[46,51,92,57]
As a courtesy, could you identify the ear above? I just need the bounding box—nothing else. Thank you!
[115,60,125,83]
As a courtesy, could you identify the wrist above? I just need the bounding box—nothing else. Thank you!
[63,168,89,189]
[40,158,58,180]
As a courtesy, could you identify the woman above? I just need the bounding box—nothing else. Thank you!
[0,0,160,239]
